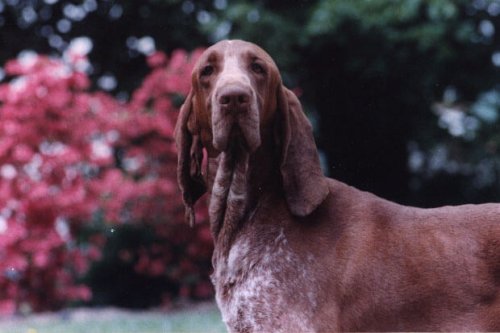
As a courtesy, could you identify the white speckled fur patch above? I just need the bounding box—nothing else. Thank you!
[212,226,317,333]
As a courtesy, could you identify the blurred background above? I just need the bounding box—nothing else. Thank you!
[0,0,499,328]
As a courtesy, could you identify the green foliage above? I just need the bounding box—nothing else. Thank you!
[307,0,461,35]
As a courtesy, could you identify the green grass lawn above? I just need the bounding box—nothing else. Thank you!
[0,303,226,333]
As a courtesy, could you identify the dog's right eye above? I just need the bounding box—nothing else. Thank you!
[251,62,265,74]
[201,65,214,77]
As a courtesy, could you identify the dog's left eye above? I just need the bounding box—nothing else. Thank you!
[251,63,265,74]
[201,65,214,77]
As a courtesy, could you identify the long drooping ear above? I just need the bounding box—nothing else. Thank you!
[277,86,329,216]
[174,90,207,226]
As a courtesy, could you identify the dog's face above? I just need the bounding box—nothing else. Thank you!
[190,40,281,154]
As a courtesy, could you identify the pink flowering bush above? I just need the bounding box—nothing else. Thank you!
[0,46,211,314]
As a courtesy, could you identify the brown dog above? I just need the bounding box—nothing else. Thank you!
[175,40,500,332]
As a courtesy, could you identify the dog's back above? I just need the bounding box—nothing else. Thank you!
[286,179,500,331]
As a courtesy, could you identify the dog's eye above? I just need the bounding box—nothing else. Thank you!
[251,63,265,74]
[201,65,214,77]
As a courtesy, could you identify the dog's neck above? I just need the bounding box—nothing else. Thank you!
[205,128,281,255]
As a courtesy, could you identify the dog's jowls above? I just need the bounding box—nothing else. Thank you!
[175,39,500,332]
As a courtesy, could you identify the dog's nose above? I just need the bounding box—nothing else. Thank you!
[218,86,251,109]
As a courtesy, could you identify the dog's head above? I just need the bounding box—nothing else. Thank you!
[185,40,280,154]
[175,40,328,225]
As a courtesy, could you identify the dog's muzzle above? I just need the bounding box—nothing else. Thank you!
[212,84,261,153]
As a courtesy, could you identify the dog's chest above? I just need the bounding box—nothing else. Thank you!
[212,228,317,333]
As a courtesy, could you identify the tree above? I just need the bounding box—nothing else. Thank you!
[0,0,208,94]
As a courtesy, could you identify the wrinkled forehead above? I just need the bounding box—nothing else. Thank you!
[194,40,278,71]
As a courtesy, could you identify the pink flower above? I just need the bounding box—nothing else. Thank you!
[147,51,168,68]
[0,300,16,315]
[12,144,34,164]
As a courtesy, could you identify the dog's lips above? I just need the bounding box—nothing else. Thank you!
[228,125,241,140]
[225,124,251,152]
[212,102,261,153]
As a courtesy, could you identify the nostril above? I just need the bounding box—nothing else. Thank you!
[220,95,231,105]
[238,94,249,104]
